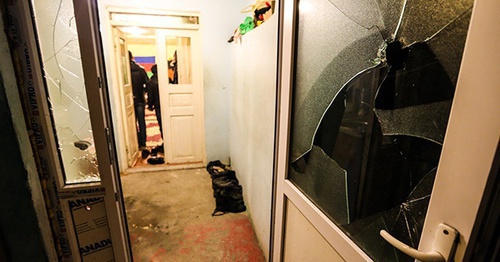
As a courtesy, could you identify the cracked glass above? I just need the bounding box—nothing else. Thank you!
[289,0,473,260]
[33,0,100,184]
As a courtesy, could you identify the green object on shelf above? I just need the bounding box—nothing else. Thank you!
[239,16,255,35]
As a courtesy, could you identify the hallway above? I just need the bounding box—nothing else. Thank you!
[120,168,265,261]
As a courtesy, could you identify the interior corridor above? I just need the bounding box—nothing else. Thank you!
[120,109,264,260]
[121,168,265,261]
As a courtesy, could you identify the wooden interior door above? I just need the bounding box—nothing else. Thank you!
[113,27,139,167]
[156,29,205,165]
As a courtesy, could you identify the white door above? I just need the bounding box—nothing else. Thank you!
[113,27,139,167]
[20,0,131,260]
[156,29,206,165]
[272,0,500,261]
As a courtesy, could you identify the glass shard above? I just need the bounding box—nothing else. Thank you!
[327,0,405,39]
[375,100,452,144]
[396,0,474,46]
[289,146,349,224]
[426,9,472,85]
[291,3,384,160]
[375,42,455,110]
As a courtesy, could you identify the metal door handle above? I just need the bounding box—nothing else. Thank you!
[380,223,458,262]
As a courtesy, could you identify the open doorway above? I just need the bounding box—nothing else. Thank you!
[113,26,164,168]
[106,8,206,173]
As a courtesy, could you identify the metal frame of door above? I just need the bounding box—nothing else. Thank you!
[71,2,131,259]
[271,0,500,261]
[9,0,132,260]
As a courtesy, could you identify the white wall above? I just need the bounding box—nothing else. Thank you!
[98,0,246,163]
[230,13,278,259]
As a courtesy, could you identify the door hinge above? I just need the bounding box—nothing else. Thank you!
[98,76,103,89]
[105,127,114,164]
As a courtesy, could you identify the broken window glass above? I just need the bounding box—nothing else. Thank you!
[289,0,473,260]
[32,0,100,184]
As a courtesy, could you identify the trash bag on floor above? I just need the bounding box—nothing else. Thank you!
[207,160,247,216]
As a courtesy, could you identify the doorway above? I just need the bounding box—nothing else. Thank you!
[106,8,206,173]
[105,8,229,259]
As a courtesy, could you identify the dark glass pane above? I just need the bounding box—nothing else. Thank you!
[397,0,473,46]
[291,0,384,161]
[327,0,405,39]
[289,0,473,260]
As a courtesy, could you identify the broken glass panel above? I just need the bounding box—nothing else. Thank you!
[289,146,349,224]
[32,0,100,184]
[289,0,473,260]
[292,0,384,161]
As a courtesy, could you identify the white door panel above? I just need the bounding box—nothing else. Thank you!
[170,115,197,159]
[283,199,345,262]
[169,92,194,108]
[156,29,205,165]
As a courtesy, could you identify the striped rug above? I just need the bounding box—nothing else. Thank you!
[145,109,163,147]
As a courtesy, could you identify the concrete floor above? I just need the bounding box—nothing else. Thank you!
[120,168,265,261]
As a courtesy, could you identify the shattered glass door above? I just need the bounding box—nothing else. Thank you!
[288,0,473,260]
[32,0,100,184]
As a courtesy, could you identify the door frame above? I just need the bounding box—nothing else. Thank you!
[101,6,206,172]
[10,0,132,260]
[271,0,500,261]
[271,0,368,259]
[72,2,131,259]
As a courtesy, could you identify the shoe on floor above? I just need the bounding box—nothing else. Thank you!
[141,149,150,159]
[151,147,159,155]
[151,145,164,155]
[147,157,165,165]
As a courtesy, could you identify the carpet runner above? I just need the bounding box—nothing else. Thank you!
[145,109,163,147]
